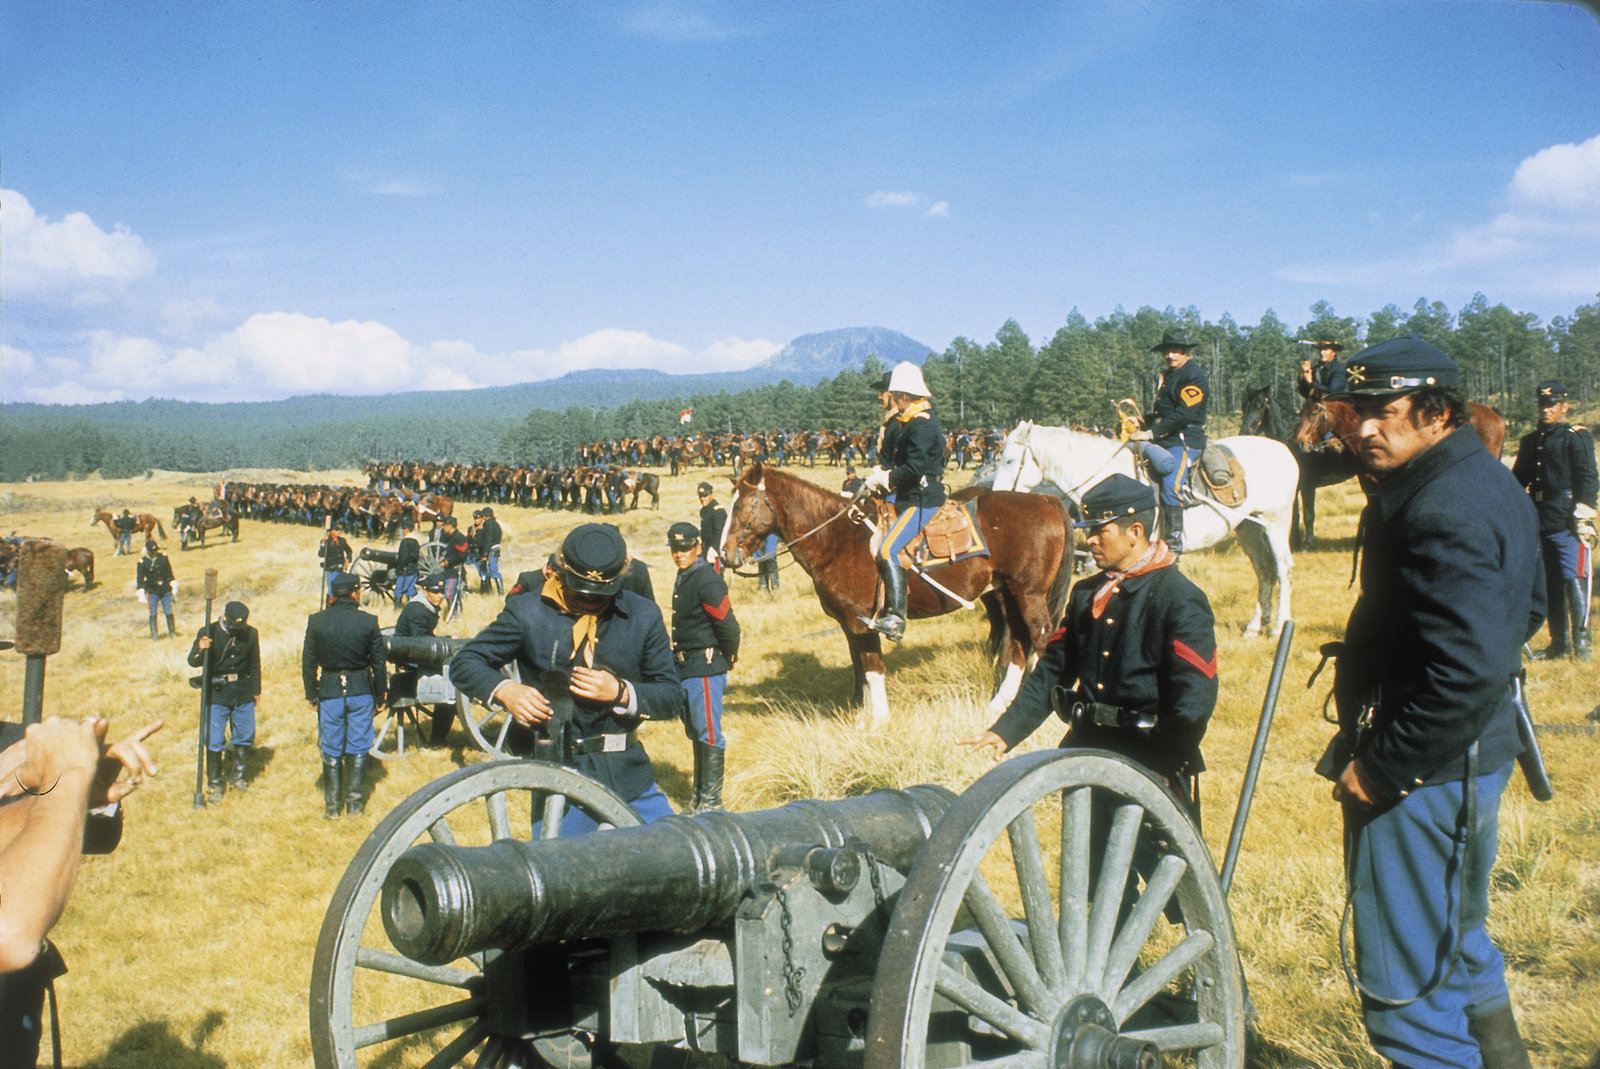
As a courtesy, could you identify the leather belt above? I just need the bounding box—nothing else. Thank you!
[212,673,240,684]
[572,730,636,755]
[674,648,715,664]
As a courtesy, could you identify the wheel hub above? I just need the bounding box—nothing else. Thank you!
[1048,995,1162,1069]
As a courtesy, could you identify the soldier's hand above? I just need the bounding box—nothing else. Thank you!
[1331,759,1377,807]
[495,681,553,725]
[90,718,163,807]
[196,636,212,650]
[1128,430,1153,442]
[956,731,1009,758]
[570,667,625,706]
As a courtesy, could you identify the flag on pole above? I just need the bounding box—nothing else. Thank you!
[679,408,693,425]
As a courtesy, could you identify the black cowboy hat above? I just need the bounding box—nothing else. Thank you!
[1151,329,1194,353]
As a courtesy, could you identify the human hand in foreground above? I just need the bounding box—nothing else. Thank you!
[569,667,626,706]
[956,731,1009,758]
[89,718,163,807]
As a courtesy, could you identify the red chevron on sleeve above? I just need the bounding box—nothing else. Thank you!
[702,595,732,620]
[1171,640,1217,678]
[1045,625,1067,645]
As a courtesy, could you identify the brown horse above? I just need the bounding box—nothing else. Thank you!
[1294,397,1507,459]
[721,462,1073,728]
[64,547,95,588]
[91,509,166,544]
[176,502,240,550]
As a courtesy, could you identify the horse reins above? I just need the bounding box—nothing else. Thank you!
[724,483,864,578]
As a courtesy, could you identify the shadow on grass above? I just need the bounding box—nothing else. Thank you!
[754,643,947,714]
[82,1012,228,1069]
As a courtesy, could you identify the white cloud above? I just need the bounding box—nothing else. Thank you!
[924,201,950,218]
[620,1,756,41]
[1,188,156,298]
[867,190,924,210]
[1510,134,1600,212]
[1278,136,1600,303]
[343,171,433,196]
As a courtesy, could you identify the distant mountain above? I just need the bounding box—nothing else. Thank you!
[749,327,934,383]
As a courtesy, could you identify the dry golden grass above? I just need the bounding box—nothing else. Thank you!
[2,462,1597,1068]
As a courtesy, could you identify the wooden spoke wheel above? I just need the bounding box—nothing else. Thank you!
[865,749,1244,1069]
[459,663,521,758]
[310,761,642,1069]
[349,555,395,608]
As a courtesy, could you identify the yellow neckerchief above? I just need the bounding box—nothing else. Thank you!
[894,398,932,424]
[541,574,599,667]
[1090,539,1177,620]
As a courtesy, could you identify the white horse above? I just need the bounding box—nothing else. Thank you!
[993,420,1297,636]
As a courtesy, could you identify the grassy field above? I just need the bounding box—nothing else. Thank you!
[2,461,1597,1068]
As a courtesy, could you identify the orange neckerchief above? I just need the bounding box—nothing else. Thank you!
[542,573,599,667]
[894,398,932,423]
[1090,540,1178,619]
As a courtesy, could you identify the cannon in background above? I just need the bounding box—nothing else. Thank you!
[310,751,1246,1069]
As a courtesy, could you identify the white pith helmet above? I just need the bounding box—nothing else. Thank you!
[887,361,930,398]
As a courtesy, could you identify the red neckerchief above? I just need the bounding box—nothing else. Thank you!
[1090,540,1177,620]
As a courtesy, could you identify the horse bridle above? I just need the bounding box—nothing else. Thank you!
[725,482,864,577]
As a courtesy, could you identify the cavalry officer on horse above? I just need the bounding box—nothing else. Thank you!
[1297,335,1349,401]
[861,361,945,643]
[1130,329,1208,553]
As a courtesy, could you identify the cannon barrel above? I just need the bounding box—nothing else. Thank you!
[383,635,464,671]
[358,546,401,566]
[381,784,953,966]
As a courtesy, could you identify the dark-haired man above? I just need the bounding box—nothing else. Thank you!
[1513,379,1597,661]
[668,522,740,811]
[136,539,176,639]
[302,572,386,818]
[1297,336,1348,400]
[450,524,687,831]
[1131,328,1208,552]
[697,483,726,567]
[1323,336,1543,1069]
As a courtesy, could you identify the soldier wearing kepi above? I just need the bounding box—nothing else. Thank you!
[861,361,945,642]
[392,574,455,747]
[1131,329,1209,553]
[449,524,687,832]
[187,600,261,800]
[1513,380,1598,661]
[136,538,177,639]
[1322,337,1543,1069]
[958,475,1217,810]
[697,483,726,568]
[302,572,387,819]
[667,522,741,812]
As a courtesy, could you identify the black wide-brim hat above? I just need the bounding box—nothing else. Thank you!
[1075,474,1156,529]
[1151,328,1194,353]
[558,523,628,596]
[1331,335,1459,399]
[667,521,700,550]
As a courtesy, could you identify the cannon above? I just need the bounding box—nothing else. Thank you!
[309,752,1246,1069]
[352,546,402,606]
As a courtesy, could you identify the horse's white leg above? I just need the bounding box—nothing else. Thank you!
[1267,523,1294,636]
[987,662,1025,715]
[859,671,889,730]
[1234,520,1272,637]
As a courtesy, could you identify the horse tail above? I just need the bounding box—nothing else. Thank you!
[1045,496,1075,625]
[154,518,166,537]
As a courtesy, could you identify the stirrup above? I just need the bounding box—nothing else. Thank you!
[859,614,906,642]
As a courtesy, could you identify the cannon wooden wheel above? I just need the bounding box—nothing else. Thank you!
[310,760,642,1069]
[349,554,395,607]
[864,749,1245,1069]
[459,663,520,758]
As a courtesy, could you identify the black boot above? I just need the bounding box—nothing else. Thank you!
[322,758,342,819]
[429,704,454,747]
[1467,1003,1533,1069]
[344,754,370,815]
[149,616,160,640]
[692,742,725,812]
[1533,579,1569,660]
[230,746,250,791]
[165,611,177,637]
[205,750,225,804]
[861,556,908,642]
[1162,507,1185,555]
[478,578,490,595]
[493,577,503,596]
[1567,577,1591,661]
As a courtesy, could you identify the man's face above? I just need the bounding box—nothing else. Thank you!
[1539,400,1570,425]
[671,544,700,571]
[1086,520,1145,572]
[698,493,713,508]
[423,588,446,608]
[1161,348,1191,370]
[560,577,612,615]
[1319,346,1338,363]
[1351,394,1450,474]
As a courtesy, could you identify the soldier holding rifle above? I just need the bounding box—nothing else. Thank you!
[1319,337,1543,1069]
[187,600,261,800]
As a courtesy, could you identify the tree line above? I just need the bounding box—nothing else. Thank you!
[5,293,1597,482]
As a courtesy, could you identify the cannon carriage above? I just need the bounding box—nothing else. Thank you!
[310,749,1246,1069]
[374,635,525,759]
[351,543,453,608]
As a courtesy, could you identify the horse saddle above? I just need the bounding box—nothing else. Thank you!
[898,499,989,568]
[1187,444,1247,507]
[200,503,226,520]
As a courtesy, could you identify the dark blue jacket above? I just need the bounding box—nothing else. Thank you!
[1150,360,1209,450]
[1512,421,1599,536]
[449,588,686,801]
[1330,425,1544,803]
[301,598,386,703]
[187,620,261,706]
[883,405,946,510]
[1296,357,1348,399]
[989,563,1217,779]
[671,560,740,679]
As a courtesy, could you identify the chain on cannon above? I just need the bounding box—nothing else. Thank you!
[309,746,1249,1069]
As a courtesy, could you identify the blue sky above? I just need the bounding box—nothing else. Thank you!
[3,0,1598,404]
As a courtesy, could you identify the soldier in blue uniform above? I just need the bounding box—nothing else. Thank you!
[450,524,687,832]
[862,362,945,642]
[697,483,726,567]
[1131,329,1208,553]
[317,526,352,601]
[302,572,387,818]
[136,539,176,639]
[392,574,455,746]
[959,475,1217,807]
[1297,336,1349,400]
[436,515,473,607]
[187,599,261,800]
[1512,380,1597,661]
[668,522,741,812]
[1322,337,1543,1069]
[392,521,420,606]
